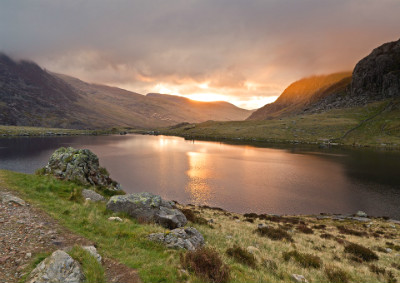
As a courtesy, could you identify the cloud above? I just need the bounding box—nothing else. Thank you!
[0,0,399,108]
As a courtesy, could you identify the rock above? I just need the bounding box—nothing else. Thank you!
[106,192,187,229]
[386,248,393,253]
[27,250,85,283]
[349,217,370,222]
[25,253,32,259]
[291,274,308,283]
[82,246,102,263]
[258,223,268,229]
[355,211,368,217]
[352,38,400,100]
[81,189,105,202]
[148,227,204,251]
[246,246,260,254]
[0,193,25,206]
[40,147,122,193]
[108,217,123,222]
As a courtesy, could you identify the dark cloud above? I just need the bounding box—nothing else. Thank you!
[1,0,399,108]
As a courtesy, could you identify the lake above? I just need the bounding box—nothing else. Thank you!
[0,134,399,218]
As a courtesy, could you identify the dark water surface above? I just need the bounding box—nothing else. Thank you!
[0,134,399,218]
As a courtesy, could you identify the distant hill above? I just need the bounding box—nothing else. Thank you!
[247,72,352,120]
[0,54,252,129]
[248,38,400,121]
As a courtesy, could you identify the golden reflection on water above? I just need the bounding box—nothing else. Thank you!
[185,151,213,205]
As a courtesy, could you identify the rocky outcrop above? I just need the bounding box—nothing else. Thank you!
[0,192,25,206]
[27,250,85,283]
[148,227,205,250]
[41,147,122,193]
[106,192,187,229]
[352,38,400,100]
[82,189,105,202]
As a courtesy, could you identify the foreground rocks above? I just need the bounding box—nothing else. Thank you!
[148,227,205,251]
[82,189,105,202]
[106,192,187,229]
[27,250,85,283]
[0,192,25,206]
[40,147,122,193]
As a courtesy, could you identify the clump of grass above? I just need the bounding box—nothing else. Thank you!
[181,247,230,283]
[244,218,254,223]
[181,208,208,225]
[35,167,46,176]
[243,213,259,218]
[296,224,314,234]
[313,224,327,230]
[392,263,400,270]
[282,250,322,268]
[387,271,397,283]
[337,225,368,237]
[344,242,379,262]
[68,188,83,202]
[262,258,278,272]
[68,245,106,283]
[256,226,293,242]
[226,245,257,268]
[386,242,400,251]
[320,233,334,239]
[265,215,303,225]
[369,264,386,275]
[325,266,350,283]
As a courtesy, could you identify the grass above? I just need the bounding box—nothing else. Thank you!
[2,170,400,283]
[282,250,322,269]
[159,99,400,149]
[226,245,257,268]
[325,266,350,283]
[68,246,106,283]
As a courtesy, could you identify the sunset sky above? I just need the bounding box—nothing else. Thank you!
[1,0,399,109]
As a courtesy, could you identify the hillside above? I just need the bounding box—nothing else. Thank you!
[0,55,252,129]
[247,72,352,120]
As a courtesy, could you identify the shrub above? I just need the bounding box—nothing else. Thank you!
[256,226,293,242]
[181,209,208,225]
[337,226,367,237]
[325,266,350,283]
[296,224,314,234]
[344,243,379,262]
[181,247,230,283]
[35,167,46,175]
[387,271,397,283]
[68,188,83,202]
[313,224,327,230]
[226,245,257,268]
[282,250,322,268]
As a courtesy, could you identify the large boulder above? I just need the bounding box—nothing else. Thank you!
[41,147,122,193]
[106,192,187,229]
[27,250,85,283]
[148,227,205,250]
[352,38,400,100]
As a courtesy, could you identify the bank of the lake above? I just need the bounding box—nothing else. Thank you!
[1,170,399,283]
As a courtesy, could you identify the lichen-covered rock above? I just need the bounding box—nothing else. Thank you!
[82,246,102,263]
[148,227,204,250]
[82,189,105,202]
[106,192,187,229]
[41,147,122,193]
[27,250,84,283]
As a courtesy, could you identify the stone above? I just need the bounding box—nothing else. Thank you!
[246,246,260,254]
[291,274,308,283]
[0,193,25,206]
[355,211,368,217]
[349,217,371,222]
[81,189,105,202]
[386,248,393,253]
[27,250,85,283]
[148,227,204,251]
[40,147,122,193]
[108,217,123,222]
[106,192,187,229]
[25,253,32,259]
[82,246,102,263]
[258,223,268,229]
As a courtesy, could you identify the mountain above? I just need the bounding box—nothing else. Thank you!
[248,38,400,121]
[247,72,352,120]
[0,54,252,129]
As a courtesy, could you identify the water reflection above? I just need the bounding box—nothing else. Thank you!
[0,135,399,218]
[185,152,212,205]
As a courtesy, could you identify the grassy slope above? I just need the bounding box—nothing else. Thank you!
[160,99,400,148]
[2,170,399,283]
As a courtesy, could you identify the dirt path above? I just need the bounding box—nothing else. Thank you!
[0,186,140,283]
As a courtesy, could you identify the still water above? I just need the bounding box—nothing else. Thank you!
[0,134,399,218]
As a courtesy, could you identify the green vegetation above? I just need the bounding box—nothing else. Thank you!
[68,246,106,283]
[2,170,400,282]
[226,245,257,268]
[160,99,400,149]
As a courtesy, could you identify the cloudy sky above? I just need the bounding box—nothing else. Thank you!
[1,0,399,109]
